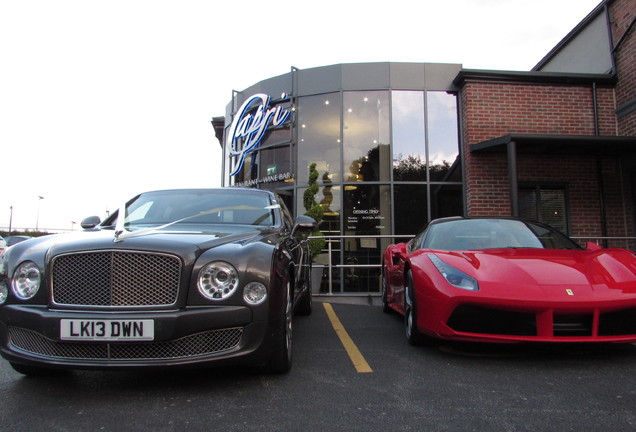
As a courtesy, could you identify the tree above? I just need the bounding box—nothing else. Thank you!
[303,163,326,257]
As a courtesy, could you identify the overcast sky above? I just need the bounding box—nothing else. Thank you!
[1,0,602,231]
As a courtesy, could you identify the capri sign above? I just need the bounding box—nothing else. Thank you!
[228,93,291,176]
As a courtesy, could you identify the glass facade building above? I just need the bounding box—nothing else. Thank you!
[221,63,464,294]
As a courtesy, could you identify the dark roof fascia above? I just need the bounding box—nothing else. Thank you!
[533,0,610,71]
[470,133,636,156]
[211,116,225,146]
[453,69,615,87]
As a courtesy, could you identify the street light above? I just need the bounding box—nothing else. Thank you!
[36,196,44,231]
[9,206,13,233]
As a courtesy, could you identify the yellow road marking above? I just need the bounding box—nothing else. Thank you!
[322,303,373,373]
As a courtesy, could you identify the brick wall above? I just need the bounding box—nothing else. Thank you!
[611,0,636,135]
[459,78,635,238]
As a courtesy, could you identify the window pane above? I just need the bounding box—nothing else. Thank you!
[427,91,459,181]
[258,145,291,181]
[519,189,538,220]
[540,189,567,232]
[519,186,568,234]
[343,91,391,182]
[297,184,342,293]
[343,184,391,292]
[392,91,426,181]
[431,184,463,219]
[394,185,427,235]
[297,93,342,185]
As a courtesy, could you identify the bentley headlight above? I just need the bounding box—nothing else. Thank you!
[243,282,267,305]
[197,261,239,300]
[12,261,41,300]
[428,254,479,291]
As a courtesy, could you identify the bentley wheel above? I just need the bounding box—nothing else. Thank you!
[296,273,312,316]
[404,270,427,346]
[267,280,293,373]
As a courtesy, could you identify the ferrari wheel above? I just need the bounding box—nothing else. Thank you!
[267,280,293,373]
[381,271,391,313]
[404,270,427,346]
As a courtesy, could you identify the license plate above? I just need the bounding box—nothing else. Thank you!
[60,319,154,341]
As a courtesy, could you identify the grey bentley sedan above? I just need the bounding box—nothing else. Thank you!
[0,188,316,375]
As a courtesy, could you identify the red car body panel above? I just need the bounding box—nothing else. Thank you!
[384,237,636,344]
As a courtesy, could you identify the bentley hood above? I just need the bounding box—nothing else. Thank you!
[3,224,272,267]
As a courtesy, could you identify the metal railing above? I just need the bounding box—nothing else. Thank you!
[310,234,636,296]
[309,234,413,296]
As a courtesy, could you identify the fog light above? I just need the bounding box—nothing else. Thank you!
[243,282,267,305]
[0,281,8,304]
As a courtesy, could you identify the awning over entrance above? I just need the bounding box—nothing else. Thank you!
[469,134,636,220]
[470,134,636,156]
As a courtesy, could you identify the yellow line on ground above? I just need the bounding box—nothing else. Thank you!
[322,303,373,373]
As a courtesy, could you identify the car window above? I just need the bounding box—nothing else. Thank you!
[424,219,580,250]
[117,190,276,228]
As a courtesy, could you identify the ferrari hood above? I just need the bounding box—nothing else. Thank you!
[435,248,636,297]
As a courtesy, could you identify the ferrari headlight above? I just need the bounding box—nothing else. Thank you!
[428,254,479,291]
[197,261,239,300]
[243,282,267,305]
[12,261,41,300]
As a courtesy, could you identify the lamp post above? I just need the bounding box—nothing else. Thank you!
[9,206,12,233]
[36,196,44,231]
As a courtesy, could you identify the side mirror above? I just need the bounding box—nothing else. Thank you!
[292,215,317,236]
[81,216,102,229]
[390,243,408,265]
[585,241,603,252]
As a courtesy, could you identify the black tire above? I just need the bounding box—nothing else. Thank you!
[404,270,428,346]
[296,268,312,316]
[381,270,391,314]
[296,287,312,316]
[267,280,293,373]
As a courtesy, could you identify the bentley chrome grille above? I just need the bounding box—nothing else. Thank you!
[8,326,244,360]
[51,251,181,307]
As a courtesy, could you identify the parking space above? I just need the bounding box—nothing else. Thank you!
[1,303,636,431]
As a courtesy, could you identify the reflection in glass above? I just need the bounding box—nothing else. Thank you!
[258,145,291,179]
[394,185,428,235]
[297,185,342,293]
[343,91,391,182]
[297,93,342,185]
[343,184,391,292]
[431,184,463,219]
[427,91,459,181]
[392,91,426,181]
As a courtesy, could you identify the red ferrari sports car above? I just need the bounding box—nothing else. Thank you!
[382,217,636,345]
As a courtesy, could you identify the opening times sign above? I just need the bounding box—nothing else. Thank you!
[347,208,386,231]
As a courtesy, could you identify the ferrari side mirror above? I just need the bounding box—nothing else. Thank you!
[585,242,603,252]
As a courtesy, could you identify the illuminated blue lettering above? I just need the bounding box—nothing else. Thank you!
[228,93,291,176]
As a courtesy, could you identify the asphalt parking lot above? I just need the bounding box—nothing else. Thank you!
[1,302,636,431]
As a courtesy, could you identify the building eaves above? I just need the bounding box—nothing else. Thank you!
[453,69,615,87]
[470,133,636,156]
